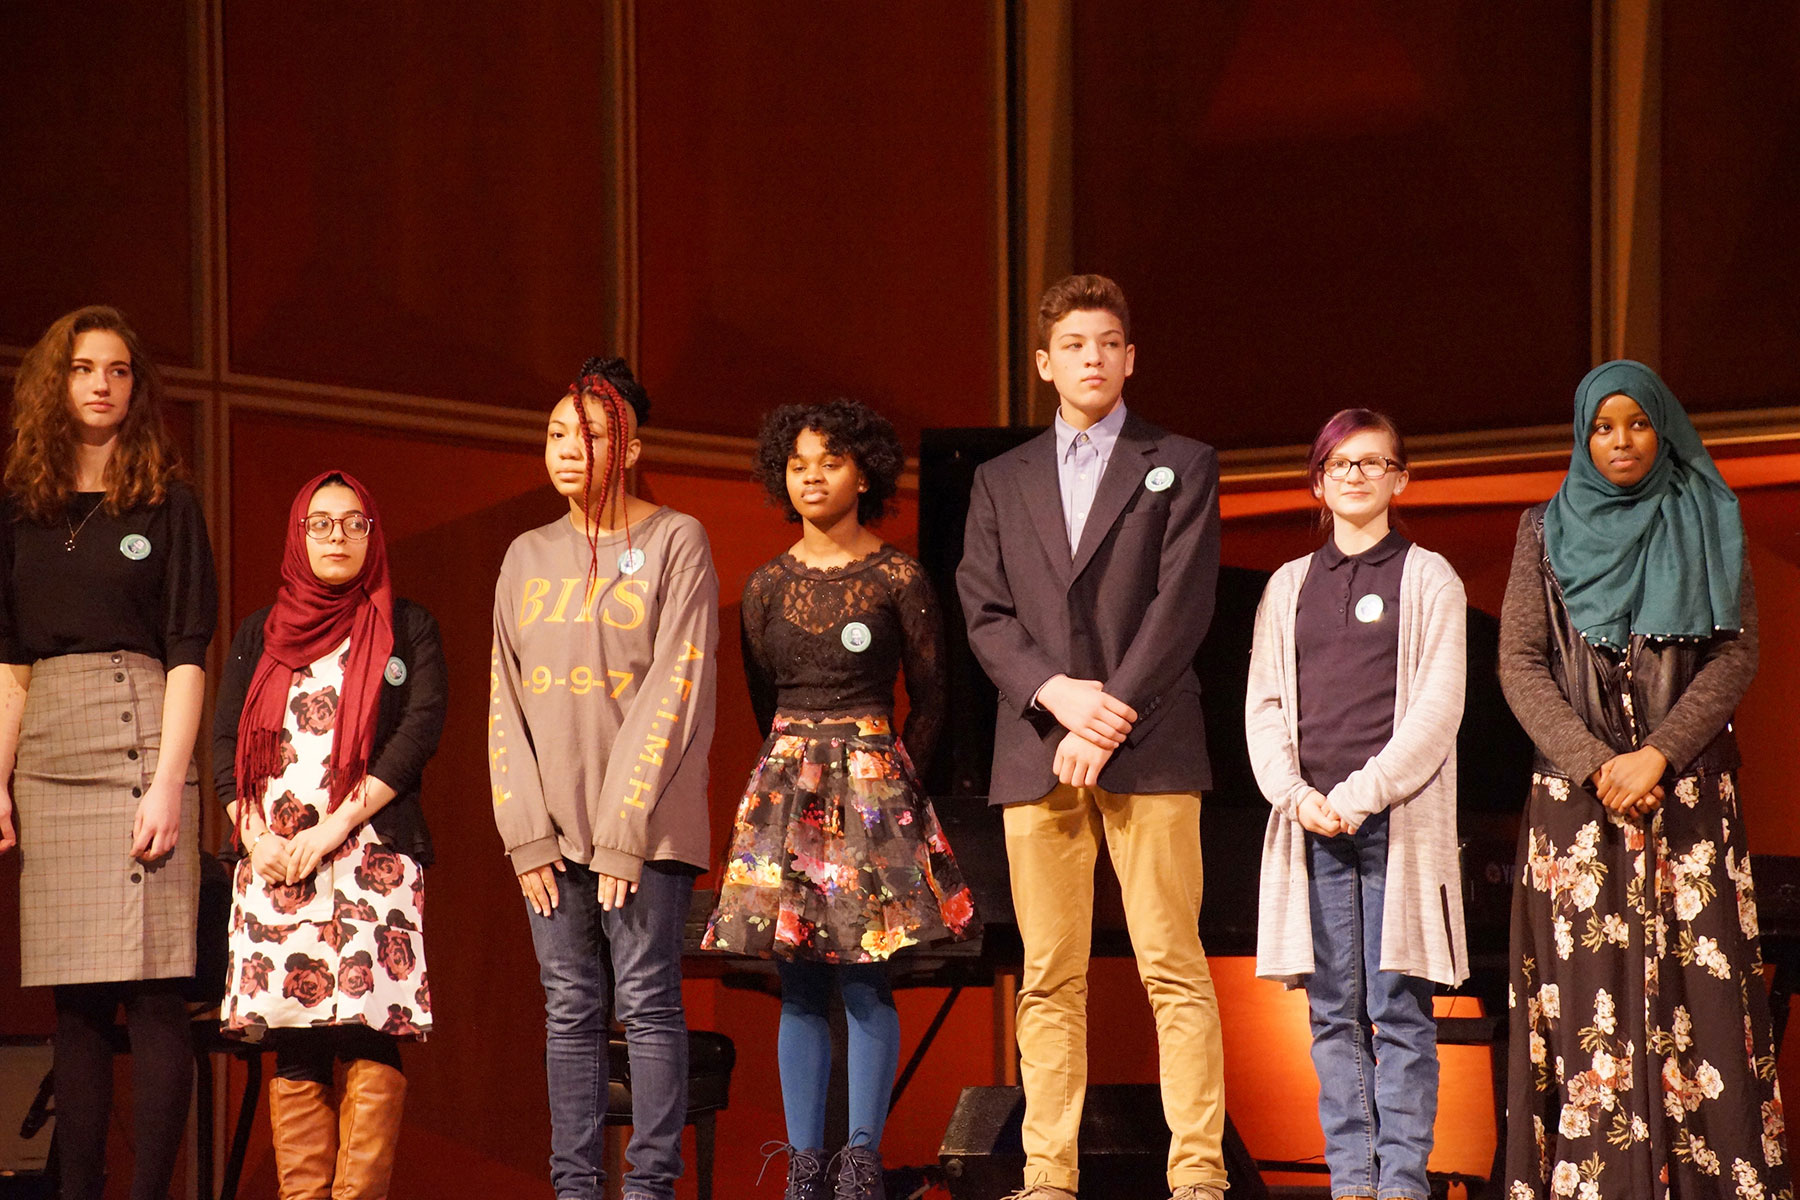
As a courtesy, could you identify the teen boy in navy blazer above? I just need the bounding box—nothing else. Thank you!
[957,275,1225,1200]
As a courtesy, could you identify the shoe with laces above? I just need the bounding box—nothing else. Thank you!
[999,1185,1078,1200]
[1168,1186,1226,1200]
[831,1144,885,1200]
[756,1141,830,1200]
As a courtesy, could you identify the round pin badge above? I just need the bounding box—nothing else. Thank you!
[841,621,872,653]
[384,655,408,686]
[119,534,151,561]
[618,548,646,576]
[1144,466,1175,493]
[1355,594,1385,623]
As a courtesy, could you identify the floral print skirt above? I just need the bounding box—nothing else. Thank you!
[1506,769,1789,1199]
[222,823,431,1042]
[221,639,430,1041]
[701,714,980,964]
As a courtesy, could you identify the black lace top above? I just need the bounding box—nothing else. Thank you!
[740,544,946,770]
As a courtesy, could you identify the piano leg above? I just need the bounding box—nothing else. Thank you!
[889,987,965,1112]
[1769,957,1796,1054]
[992,972,1018,1086]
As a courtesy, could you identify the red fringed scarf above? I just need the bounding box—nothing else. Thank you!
[235,470,394,825]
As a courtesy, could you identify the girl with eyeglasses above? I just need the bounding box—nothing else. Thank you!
[1245,408,1468,1200]
[213,470,447,1199]
[1,306,218,1200]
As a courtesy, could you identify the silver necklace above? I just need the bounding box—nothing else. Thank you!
[64,501,101,552]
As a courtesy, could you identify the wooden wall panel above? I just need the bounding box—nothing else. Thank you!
[0,3,196,362]
[221,4,612,407]
[634,2,1001,445]
[1661,7,1800,408]
[1069,0,1591,449]
[10,4,1800,1190]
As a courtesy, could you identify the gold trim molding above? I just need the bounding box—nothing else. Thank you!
[1219,403,1800,486]
[9,351,1800,488]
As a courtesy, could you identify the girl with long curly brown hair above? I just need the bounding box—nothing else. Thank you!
[4,305,183,520]
[0,305,218,1200]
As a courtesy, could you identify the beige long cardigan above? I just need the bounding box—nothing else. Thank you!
[1246,544,1470,987]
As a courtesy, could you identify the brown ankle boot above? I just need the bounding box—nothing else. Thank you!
[332,1059,406,1199]
[269,1077,339,1200]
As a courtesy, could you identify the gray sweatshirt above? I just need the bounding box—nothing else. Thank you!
[489,507,718,880]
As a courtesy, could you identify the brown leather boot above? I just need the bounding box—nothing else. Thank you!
[332,1058,406,1199]
[269,1077,339,1200]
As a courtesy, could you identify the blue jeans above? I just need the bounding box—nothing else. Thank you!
[1303,812,1438,1200]
[527,859,693,1200]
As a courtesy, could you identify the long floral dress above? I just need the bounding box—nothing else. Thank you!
[221,640,431,1041]
[1509,768,1787,1199]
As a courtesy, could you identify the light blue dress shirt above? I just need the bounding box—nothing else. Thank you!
[1053,402,1127,556]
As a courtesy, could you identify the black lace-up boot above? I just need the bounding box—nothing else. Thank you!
[831,1144,884,1200]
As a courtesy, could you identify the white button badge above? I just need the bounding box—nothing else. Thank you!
[618,548,646,576]
[1144,466,1175,492]
[841,621,872,653]
[1355,594,1385,623]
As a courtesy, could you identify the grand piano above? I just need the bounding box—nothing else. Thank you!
[688,429,1541,1197]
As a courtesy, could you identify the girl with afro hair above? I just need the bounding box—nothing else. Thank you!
[703,398,979,1200]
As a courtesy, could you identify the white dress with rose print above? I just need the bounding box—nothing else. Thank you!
[222,639,431,1041]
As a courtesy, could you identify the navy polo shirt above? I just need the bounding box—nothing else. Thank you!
[1295,529,1410,795]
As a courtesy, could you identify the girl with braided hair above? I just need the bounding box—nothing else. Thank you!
[489,357,720,1200]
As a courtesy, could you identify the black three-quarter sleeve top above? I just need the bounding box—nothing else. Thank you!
[739,544,946,772]
[0,481,219,668]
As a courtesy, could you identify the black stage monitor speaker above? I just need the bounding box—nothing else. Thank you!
[0,1040,53,1197]
[939,1085,1267,1200]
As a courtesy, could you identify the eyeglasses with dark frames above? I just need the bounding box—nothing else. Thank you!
[1321,456,1401,481]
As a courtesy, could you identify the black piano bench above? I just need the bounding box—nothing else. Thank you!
[601,1029,737,1200]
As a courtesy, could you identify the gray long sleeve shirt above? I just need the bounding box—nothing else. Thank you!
[488,507,718,880]
[1497,507,1758,787]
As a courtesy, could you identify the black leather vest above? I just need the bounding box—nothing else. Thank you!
[1528,504,1740,779]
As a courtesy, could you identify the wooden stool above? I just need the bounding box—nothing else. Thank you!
[601,1029,736,1200]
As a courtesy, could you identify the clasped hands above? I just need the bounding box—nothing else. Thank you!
[250,815,352,886]
[1589,745,1667,819]
[244,778,377,886]
[1296,790,1360,838]
[1039,674,1138,789]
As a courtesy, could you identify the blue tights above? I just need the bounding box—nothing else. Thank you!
[776,960,900,1151]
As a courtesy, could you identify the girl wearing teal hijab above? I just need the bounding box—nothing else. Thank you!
[1543,358,1745,651]
[1499,361,1778,1200]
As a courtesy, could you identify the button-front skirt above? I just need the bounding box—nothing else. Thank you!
[14,651,199,987]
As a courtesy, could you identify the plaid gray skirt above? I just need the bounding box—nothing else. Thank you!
[14,651,199,987]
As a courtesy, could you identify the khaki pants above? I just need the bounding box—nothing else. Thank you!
[1002,785,1226,1192]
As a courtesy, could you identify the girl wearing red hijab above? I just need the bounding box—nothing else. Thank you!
[213,471,447,1200]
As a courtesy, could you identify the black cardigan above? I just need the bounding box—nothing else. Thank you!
[212,598,447,866]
